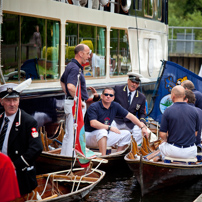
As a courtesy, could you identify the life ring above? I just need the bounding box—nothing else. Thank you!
[120,0,131,13]
[99,0,109,6]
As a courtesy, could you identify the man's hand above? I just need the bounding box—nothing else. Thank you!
[142,127,149,138]
[88,87,98,98]
[110,126,121,134]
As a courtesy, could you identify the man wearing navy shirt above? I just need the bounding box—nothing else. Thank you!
[84,88,149,155]
[181,80,202,110]
[159,85,198,159]
[60,44,90,156]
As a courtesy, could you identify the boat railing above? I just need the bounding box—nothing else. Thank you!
[53,0,117,12]
[169,26,202,55]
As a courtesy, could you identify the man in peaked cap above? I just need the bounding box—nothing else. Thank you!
[0,83,43,198]
[111,72,147,145]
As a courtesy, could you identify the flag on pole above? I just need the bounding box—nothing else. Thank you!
[149,60,202,123]
[72,78,96,168]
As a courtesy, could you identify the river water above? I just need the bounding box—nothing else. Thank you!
[84,166,202,202]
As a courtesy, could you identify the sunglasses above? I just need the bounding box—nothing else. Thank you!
[104,93,114,97]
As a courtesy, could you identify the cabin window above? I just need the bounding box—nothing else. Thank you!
[157,0,162,20]
[2,14,60,82]
[134,0,142,11]
[65,22,106,78]
[110,29,131,76]
[144,0,153,17]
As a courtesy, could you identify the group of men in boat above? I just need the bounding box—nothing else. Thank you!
[60,44,202,161]
[60,43,149,156]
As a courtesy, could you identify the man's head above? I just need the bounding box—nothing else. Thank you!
[184,89,196,104]
[171,85,185,102]
[74,44,90,65]
[181,80,195,90]
[0,83,20,116]
[101,88,115,104]
[127,72,141,92]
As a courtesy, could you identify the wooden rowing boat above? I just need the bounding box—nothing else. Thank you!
[36,123,130,174]
[15,167,105,201]
[124,137,202,196]
[36,146,130,174]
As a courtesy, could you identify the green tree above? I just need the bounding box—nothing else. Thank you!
[169,0,202,27]
[184,0,202,16]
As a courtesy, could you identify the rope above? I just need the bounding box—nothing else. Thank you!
[75,159,105,191]
[40,173,52,197]
[71,175,78,193]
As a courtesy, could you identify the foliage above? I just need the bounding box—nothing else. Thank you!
[169,0,202,27]
[67,46,76,60]
[80,40,94,52]
[169,0,202,42]
[42,46,58,61]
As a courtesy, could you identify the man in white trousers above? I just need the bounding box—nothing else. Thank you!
[84,87,149,155]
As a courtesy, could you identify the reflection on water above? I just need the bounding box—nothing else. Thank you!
[84,167,202,202]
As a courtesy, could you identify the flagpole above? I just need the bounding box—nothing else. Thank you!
[71,70,81,172]
[148,60,165,115]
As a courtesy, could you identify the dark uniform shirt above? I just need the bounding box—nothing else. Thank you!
[60,59,89,100]
[193,89,202,110]
[160,102,199,147]
[114,85,146,129]
[84,101,128,132]
[188,103,202,145]
[0,109,43,195]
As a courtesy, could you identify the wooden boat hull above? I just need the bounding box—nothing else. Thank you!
[36,146,130,174]
[18,168,105,202]
[124,154,202,196]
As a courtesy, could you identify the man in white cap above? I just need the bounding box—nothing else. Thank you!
[0,82,43,199]
[111,72,147,145]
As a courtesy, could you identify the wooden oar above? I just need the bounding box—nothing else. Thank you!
[38,194,58,201]
[144,150,160,160]
[43,174,99,183]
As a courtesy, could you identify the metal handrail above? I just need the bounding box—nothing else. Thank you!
[168,26,202,55]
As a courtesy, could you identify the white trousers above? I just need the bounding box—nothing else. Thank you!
[111,121,142,145]
[159,142,197,159]
[85,128,131,148]
[61,99,86,156]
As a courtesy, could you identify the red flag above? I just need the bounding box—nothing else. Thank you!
[72,80,96,167]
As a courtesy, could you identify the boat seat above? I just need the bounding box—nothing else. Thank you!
[164,156,197,165]
[197,152,202,161]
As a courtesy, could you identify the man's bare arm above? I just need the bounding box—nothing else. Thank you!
[67,83,76,97]
[159,131,167,142]
[126,112,149,138]
[60,81,67,95]
[90,120,120,134]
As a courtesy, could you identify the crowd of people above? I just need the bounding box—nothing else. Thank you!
[1,43,202,201]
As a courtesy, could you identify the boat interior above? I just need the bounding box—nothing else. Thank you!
[126,131,202,166]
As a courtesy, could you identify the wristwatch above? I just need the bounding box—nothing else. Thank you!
[108,125,111,131]
[140,126,145,129]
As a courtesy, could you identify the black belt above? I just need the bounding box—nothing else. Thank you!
[169,143,195,148]
[66,96,85,101]
[66,96,74,100]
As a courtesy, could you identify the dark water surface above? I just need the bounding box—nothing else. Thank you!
[83,166,202,202]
